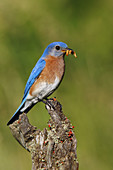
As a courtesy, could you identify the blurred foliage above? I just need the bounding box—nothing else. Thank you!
[0,0,113,169]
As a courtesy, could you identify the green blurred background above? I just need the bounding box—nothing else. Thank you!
[0,0,113,169]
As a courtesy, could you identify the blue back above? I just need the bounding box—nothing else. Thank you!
[22,57,46,100]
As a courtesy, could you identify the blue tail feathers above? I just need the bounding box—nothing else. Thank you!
[7,98,26,125]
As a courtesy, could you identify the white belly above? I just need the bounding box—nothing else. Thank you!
[32,76,60,99]
[27,76,60,100]
[21,76,60,112]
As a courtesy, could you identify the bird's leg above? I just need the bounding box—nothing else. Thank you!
[42,98,55,110]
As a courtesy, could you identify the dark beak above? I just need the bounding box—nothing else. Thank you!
[62,47,77,58]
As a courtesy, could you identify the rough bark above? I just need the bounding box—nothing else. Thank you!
[9,99,79,170]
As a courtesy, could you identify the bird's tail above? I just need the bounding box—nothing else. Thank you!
[7,98,26,126]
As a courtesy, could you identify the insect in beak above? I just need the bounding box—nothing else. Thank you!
[62,48,77,58]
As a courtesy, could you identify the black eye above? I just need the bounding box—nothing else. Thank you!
[55,45,60,50]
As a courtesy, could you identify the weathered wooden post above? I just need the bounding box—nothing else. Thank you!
[9,99,79,170]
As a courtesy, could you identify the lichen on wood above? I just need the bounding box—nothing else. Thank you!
[9,99,79,170]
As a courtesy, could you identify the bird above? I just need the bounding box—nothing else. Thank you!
[7,42,77,125]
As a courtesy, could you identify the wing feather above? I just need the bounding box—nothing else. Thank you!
[22,57,46,100]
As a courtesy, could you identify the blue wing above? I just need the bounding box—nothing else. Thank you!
[22,57,46,100]
[7,57,46,125]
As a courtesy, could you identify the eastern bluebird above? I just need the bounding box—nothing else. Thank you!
[7,42,77,125]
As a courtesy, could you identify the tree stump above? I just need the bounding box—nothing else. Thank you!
[9,99,79,170]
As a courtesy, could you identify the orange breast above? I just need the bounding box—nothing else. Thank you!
[29,55,65,95]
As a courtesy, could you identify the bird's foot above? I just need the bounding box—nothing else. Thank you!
[42,98,55,110]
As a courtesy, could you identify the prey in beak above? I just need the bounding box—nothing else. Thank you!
[62,47,77,58]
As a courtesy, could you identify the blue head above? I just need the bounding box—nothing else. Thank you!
[42,42,68,58]
[41,42,77,59]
